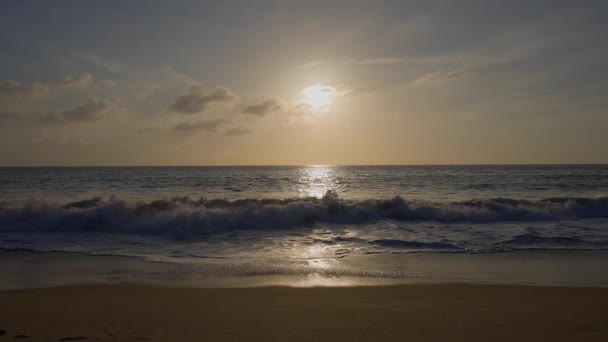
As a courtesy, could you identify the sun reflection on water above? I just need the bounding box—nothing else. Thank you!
[287,244,356,287]
[298,165,339,198]
[292,244,336,269]
[288,273,358,287]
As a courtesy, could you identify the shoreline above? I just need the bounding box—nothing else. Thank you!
[3,249,608,290]
[2,283,607,341]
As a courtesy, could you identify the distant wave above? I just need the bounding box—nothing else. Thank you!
[492,233,608,250]
[370,239,463,250]
[1,191,608,235]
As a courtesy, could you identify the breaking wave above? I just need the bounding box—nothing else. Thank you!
[1,191,608,236]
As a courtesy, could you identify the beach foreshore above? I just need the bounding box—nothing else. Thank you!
[3,250,608,290]
[1,284,607,341]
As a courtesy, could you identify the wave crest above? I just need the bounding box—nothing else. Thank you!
[1,191,608,235]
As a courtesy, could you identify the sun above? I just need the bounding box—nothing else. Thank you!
[302,85,335,111]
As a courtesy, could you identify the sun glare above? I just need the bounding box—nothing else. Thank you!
[302,85,335,111]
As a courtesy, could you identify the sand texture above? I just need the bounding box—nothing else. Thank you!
[1,284,607,341]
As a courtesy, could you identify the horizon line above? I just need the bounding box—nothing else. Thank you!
[1,163,607,168]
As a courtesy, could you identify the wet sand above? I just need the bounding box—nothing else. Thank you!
[1,284,607,341]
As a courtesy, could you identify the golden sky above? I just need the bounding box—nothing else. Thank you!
[1,1,607,165]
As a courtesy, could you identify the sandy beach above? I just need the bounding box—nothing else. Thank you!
[1,284,607,341]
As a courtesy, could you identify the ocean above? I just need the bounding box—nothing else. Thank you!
[1,165,608,288]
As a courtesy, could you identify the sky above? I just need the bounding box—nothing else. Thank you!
[1,0,607,166]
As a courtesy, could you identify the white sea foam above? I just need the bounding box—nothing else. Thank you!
[1,191,608,236]
[0,190,607,260]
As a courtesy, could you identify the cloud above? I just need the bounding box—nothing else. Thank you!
[136,83,162,100]
[99,79,117,88]
[160,64,194,84]
[243,97,285,116]
[84,55,121,73]
[0,73,94,102]
[297,60,327,69]
[174,119,230,135]
[412,70,466,85]
[170,86,239,114]
[293,102,314,111]
[223,126,253,136]
[0,80,48,101]
[283,115,314,126]
[0,111,21,121]
[47,73,93,89]
[43,100,109,124]
[359,57,407,65]
[304,84,351,96]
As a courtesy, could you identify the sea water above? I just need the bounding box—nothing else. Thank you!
[1,165,608,288]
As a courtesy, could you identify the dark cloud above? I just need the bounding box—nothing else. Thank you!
[0,80,48,101]
[0,74,93,102]
[174,119,230,135]
[293,102,314,111]
[43,100,109,124]
[47,73,93,88]
[0,111,21,121]
[170,86,239,114]
[243,97,285,116]
[223,126,253,136]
